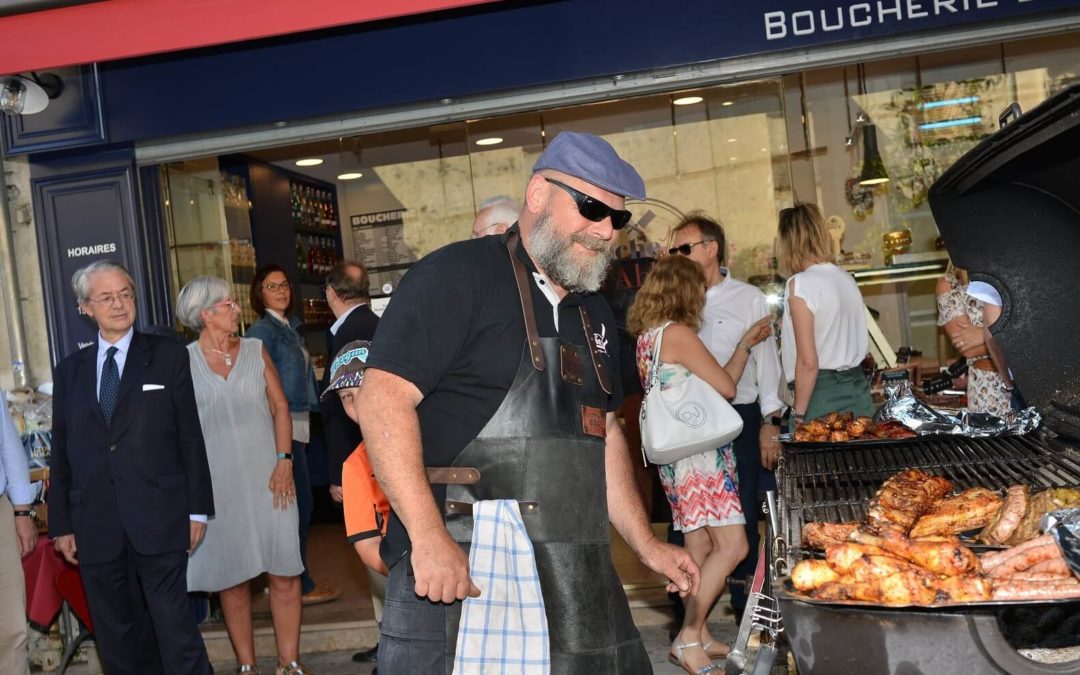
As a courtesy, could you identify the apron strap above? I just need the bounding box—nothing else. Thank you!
[506,231,545,372]
[579,306,613,396]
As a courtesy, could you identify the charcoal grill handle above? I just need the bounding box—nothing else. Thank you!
[999,102,1023,129]
[969,614,1079,674]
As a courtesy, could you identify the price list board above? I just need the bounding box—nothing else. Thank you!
[350,209,414,297]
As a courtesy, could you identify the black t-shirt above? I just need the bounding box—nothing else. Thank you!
[366,226,623,553]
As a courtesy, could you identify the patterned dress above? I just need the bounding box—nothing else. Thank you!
[936,272,1012,416]
[636,325,745,533]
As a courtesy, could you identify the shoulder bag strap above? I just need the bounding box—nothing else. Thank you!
[643,320,673,399]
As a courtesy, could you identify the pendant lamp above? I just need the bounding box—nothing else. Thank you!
[858,120,890,186]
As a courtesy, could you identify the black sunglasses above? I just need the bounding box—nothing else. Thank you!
[544,177,632,230]
[668,240,712,256]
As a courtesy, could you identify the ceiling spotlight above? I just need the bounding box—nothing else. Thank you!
[673,96,703,106]
[475,137,503,146]
[295,158,323,167]
[721,101,734,107]
[0,72,64,116]
[337,172,363,180]
[727,138,737,143]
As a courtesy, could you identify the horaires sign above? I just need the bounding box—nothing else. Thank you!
[760,0,1064,43]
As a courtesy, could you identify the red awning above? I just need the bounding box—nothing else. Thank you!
[0,0,501,76]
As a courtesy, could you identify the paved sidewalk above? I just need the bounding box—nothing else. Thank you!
[203,619,743,674]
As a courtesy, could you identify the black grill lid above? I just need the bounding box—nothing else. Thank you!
[929,84,1080,438]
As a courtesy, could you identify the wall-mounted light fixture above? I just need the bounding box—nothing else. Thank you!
[0,72,64,115]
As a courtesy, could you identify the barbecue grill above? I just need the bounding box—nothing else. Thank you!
[768,83,1080,675]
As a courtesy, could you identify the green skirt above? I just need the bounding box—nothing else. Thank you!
[790,367,874,431]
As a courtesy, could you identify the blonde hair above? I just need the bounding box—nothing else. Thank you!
[627,255,706,335]
[777,203,835,275]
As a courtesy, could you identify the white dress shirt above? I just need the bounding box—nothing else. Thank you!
[97,328,206,523]
[0,399,34,506]
[699,270,785,418]
[96,328,134,399]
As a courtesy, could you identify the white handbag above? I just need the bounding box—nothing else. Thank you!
[639,321,744,465]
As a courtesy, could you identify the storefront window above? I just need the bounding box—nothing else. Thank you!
[799,36,1080,364]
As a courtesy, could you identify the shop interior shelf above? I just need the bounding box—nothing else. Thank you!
[294,224,340,237]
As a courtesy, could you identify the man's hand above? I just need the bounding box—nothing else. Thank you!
[329,484,344,503]
[638,538,700,597]
[410,529,481,604]
[188,521,207,555]
[54,534,78,566]
[14,512,37,558]
[760,424,781,470]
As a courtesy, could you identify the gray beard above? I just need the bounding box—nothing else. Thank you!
[529,211,616,293]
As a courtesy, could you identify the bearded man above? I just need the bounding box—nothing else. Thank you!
[357,131,700,674]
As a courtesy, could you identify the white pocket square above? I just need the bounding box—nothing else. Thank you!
[142,384,165,391]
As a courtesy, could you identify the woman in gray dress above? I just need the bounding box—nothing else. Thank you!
[176,276,311,675]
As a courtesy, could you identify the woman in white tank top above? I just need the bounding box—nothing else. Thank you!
[777,204,873,428]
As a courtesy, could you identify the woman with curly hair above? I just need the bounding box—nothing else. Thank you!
[627,255,770,675]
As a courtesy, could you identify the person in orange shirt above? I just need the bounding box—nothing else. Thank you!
[321,340,389,667]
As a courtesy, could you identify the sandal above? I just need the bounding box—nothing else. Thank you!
[236,666,261,675]
[276,661,313,675]
[703,639,731,660]
[669,641,722,674]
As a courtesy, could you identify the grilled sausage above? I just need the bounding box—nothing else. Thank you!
[988,543,1061,578]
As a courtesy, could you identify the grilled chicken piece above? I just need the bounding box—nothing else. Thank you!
[825,543,903,576]
[978,485,1028,545]
[846,416,871,437]
[814,568,938,605]
[935,574,992,602]
[791,559,840,591]
[850,529,978,576]
[801,419,829,436]
[866,469,952,534]
[802,521,861,549]
[909,488,1003,538]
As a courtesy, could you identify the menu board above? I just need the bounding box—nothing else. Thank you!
[350,209,414,297]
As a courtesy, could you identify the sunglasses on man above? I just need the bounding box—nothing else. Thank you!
[544,177,633,230]
[668,240,712,256]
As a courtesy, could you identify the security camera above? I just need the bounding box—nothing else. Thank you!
[0,73,64,116]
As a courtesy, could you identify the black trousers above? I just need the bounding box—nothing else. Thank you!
[80,539,212,675]
[728,403,763,616]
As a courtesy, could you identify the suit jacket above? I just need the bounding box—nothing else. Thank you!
[48,331,215,564]
[321,304,379,485]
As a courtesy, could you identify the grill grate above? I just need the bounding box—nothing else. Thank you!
[777,434,1080,564]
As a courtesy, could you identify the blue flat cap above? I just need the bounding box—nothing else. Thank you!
[532,131,646,200]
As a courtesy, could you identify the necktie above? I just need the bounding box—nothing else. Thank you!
[100,346,120,426]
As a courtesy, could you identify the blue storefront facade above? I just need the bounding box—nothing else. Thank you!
[4,0,1080,368]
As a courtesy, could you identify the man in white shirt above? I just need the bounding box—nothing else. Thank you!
[670,214,784,624]
[0,400,37,675]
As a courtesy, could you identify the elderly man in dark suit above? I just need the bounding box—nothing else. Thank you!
[320,261,380,662]
[49,260,215,675]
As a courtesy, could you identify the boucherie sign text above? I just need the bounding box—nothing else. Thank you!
[761,0,1065,44]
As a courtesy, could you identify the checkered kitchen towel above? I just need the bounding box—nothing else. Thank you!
[453,500,550,674]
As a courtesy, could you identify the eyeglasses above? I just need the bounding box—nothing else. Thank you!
[214,298,239,311]
[669,240,712,256]
[263,281,291,292]
[544,178,632,230]
[87,290,135,307]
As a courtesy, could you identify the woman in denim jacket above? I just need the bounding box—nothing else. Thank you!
[247,264,340,605]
